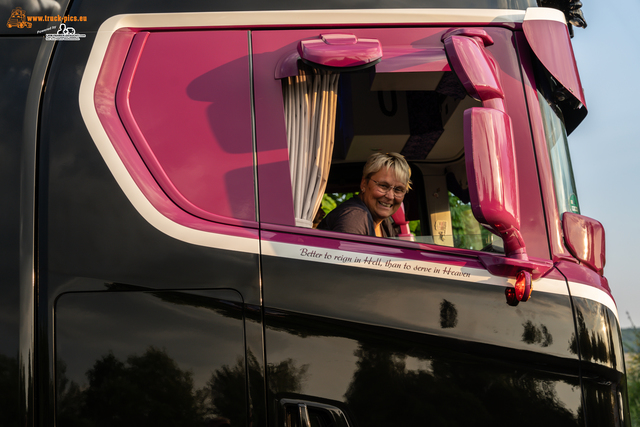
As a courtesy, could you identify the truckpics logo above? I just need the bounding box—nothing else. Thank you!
[6,7,87,33]
[45,23,86,41]
[6,7,31,28]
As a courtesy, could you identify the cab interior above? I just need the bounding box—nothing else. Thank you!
[283,66,502,252]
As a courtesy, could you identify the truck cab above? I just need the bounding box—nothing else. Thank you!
[0,1,629,426]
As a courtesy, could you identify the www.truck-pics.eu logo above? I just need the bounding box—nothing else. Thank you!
[6,7,87,30]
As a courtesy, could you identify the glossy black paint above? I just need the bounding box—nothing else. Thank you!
[1,1,628,426]
[54,290,247,426]
[264,309,583,426]
[0,37,42,427]
[571,297,630,425]
[34,29,261,425]
[261,252,582,426]
[262,254,579,359]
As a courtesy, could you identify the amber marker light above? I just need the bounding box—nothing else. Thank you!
[515,270,532,302]
[505,287,519,306]
[506,271,533,305]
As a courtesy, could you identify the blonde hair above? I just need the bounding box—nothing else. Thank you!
[363,152,412,191]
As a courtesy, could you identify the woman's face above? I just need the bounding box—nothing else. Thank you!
[360,167,407,224]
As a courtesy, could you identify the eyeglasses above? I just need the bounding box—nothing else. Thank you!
[369,179,407,198]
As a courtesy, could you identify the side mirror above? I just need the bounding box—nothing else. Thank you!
[442,28,505,111]
[562,212,606,275]
[447,28,548,301]
[446,27,526,260]
[391,203,414,241]
[464,107,525,260]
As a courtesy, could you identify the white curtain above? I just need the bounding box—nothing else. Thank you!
[283,69,340,228]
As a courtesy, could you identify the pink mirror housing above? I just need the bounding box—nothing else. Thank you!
[464,107,525,259]
[391,203,413,240]
[562,212,606,275]
[442,29,504,111]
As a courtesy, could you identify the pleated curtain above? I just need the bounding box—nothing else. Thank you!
[283,69,340,228]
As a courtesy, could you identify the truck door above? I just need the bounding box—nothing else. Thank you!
[254,25,584,427]
[59,23,264,425]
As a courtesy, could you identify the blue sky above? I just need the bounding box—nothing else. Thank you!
[570,0,640,329]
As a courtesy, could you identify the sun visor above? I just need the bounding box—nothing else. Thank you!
[523,7,587,134]
[372,47,450,91]
[275,34,382,78]
[276,36,449,89]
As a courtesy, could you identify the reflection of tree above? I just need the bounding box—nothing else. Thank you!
[0,354,19,427]
[203,351,308,426]
[56,360,87,427]
[522,321,553,347]
[344,345,486,426]
[568,310,611,364]
[439,299,458,329]
[56,347,308,427]
[344,343,578,427]
[56,347,203,427]
[83,347,202,427]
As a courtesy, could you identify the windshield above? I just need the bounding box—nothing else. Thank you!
[536,69,581,216]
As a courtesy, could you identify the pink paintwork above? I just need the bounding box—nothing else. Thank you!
[477,254,552,280]
[563,212,606,275]
[116,30,256,223]
[442,30,504,111]
[556,260,612,297]
[442,28,495,46]
[92,28,259,236]
[523,18,586,108]
[482,28,549,260]
[515,32,571,262]
[275,51,302,79]
[298,34,382,69]
[391,203,412,239]
[464,107,524,259]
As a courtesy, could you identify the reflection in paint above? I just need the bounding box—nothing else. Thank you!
[440,299,458,329]
[56,348,309,426]
[522,321,553,347]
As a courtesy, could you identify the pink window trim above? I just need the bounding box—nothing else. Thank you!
[93,28,258,234]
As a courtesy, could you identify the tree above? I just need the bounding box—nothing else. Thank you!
[627,315,640,427]
[449,192,493,250]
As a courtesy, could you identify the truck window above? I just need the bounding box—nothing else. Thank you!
[282,65,501,252]
[535,64,581,216]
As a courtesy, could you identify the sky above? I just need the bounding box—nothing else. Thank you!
[570,0,640,329]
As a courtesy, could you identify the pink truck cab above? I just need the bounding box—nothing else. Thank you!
[0,1,628,426]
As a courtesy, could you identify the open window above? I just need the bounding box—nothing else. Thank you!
[278,34,502,253]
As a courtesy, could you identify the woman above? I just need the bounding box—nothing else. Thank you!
[318,152,411,237]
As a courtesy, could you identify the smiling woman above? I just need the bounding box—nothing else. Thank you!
[318,152,411,238]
